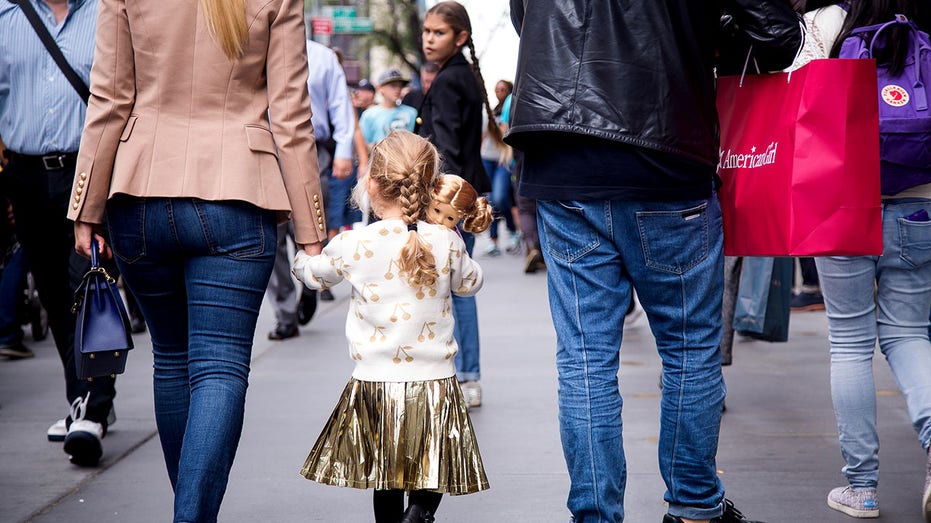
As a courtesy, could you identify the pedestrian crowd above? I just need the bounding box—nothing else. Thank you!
[0,0,929,522]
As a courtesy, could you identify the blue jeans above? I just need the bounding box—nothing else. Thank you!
[453,231,481,381]
[482,158,516,240]
[815,198,931,489]
[107,197,276,523]
[537,197,726,522]
[326,167,362,230]
[0,246,27,344]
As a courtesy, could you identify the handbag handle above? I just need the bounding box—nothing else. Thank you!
[90,238,100,269]
[72,239,115,313]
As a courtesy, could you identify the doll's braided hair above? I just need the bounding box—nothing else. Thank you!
[364,131,440,288]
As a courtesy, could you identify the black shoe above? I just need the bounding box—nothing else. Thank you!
[268,323,299,340]
[297,289,317,326]
[663,499,763,523]
[790,290,825,311]
[320,289,335,301]
[129,316,147,334]
[0,341,34,359]
[400,505,435,523]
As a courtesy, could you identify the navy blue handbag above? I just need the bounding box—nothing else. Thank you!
[72,239,134,381]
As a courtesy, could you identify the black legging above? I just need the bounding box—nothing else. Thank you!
[373,489,443,522]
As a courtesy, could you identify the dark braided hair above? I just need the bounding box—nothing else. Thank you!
[426,1,505,149]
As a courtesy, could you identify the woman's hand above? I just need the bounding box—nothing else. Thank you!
[74,220,112,260]
[298,241,323,256]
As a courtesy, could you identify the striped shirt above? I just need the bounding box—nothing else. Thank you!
[0,0,98,155]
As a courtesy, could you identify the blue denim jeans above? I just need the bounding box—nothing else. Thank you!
[815,198,931,489]
[453,231,481,381]
[0,246,27,344]
[482,158,516,240]
[537,197,726,522]
[107,197,277,523]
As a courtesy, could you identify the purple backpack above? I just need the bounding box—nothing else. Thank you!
[839,15,931,195]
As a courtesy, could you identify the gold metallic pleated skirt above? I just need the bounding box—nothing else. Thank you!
[300,377,489,495]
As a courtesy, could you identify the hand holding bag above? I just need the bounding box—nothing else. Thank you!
[72,239,134,381]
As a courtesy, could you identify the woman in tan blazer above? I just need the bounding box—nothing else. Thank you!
[69,0,324,519]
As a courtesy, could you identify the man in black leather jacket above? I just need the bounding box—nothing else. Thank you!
[505,2,802,523]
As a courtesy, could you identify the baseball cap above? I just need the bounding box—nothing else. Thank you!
[354,79,375,93]
[377,69,410,87]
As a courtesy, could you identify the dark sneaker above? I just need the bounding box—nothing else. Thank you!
[714,499,764,522]
[268,323,299,340]
[297,288,317,325]
[0,341,34,359]
[663,499,763,523]
[827,486,879,518]
[790,291,825,311]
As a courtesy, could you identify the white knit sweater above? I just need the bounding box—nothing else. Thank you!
[292,219,483,382]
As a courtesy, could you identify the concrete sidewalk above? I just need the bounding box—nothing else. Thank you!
[1,237,927,522]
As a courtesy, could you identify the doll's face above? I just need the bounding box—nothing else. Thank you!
[428,200,460,229]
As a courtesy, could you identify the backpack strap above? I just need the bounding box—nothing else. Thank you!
[12,0,90,104]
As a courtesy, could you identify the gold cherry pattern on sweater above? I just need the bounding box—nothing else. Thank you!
[345,224,462,365]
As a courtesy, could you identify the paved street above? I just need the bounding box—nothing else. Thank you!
[1,235,927,522]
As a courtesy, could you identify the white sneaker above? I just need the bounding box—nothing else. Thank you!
[47,419,67,442]
[460,381,482,409]
[827,486,879,518]
[63,393,104,467]
[48,405,114,442]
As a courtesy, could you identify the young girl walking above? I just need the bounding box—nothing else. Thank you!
[418,0,500,410]
[293,131,492,523]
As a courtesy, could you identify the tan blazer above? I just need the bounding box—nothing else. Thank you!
[69,0,327,244]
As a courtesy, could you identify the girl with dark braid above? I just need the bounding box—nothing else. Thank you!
[418,0,496,411]
[293,131,490,523]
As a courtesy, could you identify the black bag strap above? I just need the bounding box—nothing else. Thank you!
[13,0,90,104]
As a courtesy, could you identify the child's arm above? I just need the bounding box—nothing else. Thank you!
[292,235,346,290]
[449,234,484,297]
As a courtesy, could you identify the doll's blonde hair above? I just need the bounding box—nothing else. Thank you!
[360,131,440,288]
[431,175,493,234]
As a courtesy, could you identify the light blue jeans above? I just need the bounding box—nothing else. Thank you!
[815,198,931,489]
[453,231,481,381]
[107,197,277,523]
[537,196,726,522]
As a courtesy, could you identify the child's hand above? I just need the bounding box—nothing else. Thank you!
[291,251,318,289]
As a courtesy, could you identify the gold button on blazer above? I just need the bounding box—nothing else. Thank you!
[68,0,326,245]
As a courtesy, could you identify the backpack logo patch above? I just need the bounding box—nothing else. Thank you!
[881,84,910,107]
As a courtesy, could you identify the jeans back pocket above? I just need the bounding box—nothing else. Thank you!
[898,216,931,268]
[636,203,710,275]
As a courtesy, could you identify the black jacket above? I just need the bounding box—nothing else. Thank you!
[418,53,491,194]
[505,0,803,168]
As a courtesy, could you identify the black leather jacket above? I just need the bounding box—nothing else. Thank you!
[506,0,803,168]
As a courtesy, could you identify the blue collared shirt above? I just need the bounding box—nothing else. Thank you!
[0,0,97,155]
[306,40,354,161]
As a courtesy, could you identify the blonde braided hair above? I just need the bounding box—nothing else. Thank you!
[362,131,440,288]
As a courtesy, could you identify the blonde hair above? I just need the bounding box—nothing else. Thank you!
[201,0,248,60]
[431,175,493,234]
[360,131,440,288]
